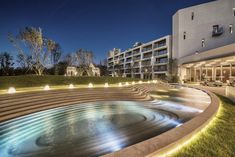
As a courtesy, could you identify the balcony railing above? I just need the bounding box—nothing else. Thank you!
[142,47,152,52]
[212,27,224,37]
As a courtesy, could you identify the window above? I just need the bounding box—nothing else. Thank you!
[183,32,186,40]
[213,25,219,33]
[229,24,233,34]
[233,8,235,16]
[202,38,205,47]
[191,12,194,20]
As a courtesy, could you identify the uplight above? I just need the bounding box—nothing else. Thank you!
[132,81,135,85]
[44,85,50,91]
[104,83,109,88]
[88,83,93,88]
[138,80,143,84]
[118,82,122,87]
[69,84,74,89]
[8,87,16,94]
[147,80,150,84]
[125,82,129,86]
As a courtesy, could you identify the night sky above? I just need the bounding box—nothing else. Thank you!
[0,0,214,63]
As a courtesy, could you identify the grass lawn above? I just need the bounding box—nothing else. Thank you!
[170,95,235,157]
[0,75,140,90]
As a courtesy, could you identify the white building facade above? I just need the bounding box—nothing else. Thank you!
[173,0,235,83]
[107,35,172,79]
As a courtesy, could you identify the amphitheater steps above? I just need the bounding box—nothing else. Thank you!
[0,85,157,122]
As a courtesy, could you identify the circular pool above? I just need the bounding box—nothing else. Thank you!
[0,99,204,157]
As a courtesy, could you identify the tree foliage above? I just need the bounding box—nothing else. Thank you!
[8,27,60,75]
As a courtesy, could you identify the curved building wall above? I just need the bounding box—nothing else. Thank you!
[173,0,235,61]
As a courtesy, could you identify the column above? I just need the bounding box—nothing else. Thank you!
[200,67,202,81]
[190,68,192,82]
[206,67,208,81]
[220,65,223,81]
[194,68,197,82]
[230,64,232,78]
[212,66,215,81]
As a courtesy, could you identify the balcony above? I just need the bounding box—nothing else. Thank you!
[212,26,224,37]
[133,49,140,55]
[155,58,168,64]
[142,45,152,52]
[125,52,132,57]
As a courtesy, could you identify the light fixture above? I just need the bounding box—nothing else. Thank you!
[132,81,135,85]
[8,87,16,94]
[118,82,122,87]
[147,80,150,84]
[44,85,50,91]
[104,83,109,88]
[69,84,74,89]
[88,83,93,88]
[138,80,143,84]
[125,82,129,86]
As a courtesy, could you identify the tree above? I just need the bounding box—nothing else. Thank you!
[75,49,94,71]
[8,27,58,75]
[0,52,14,76]
[50,43,62,75]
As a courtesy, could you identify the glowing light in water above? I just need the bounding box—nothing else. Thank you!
[104,83,109,88]
[69,84,74,89]
[8,87,16,94]
[88,83,93,88]
[44,85,50,91]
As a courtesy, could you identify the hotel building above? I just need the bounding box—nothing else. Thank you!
[107,35,172,79]
[173,0,235,83]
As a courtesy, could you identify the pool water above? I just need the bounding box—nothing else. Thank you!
[0,99,203,157]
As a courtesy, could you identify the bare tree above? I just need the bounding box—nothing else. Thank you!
[75,49,94,71]
[8,27,58,75]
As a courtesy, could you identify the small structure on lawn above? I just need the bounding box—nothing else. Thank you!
[66,64,100,76]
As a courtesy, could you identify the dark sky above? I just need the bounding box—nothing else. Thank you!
[0,0,213,63]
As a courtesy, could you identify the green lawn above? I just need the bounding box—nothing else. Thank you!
[0,75,140,89]
[170,95,235,157]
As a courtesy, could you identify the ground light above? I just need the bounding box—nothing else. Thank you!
[138,80,143,84]
[118,83,122,87]
[125,82,129,86]
[104,83,109,88]
[69,84,74,89]
[88,83,93,88]
[8,87,16,94]
[44,85,50,91]
[132,81,135,85]
[147,80,150,84]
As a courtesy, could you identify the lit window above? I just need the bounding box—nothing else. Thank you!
[229,24,233,34]
[191,12,194,20]
[202,38,205,47]
[233,8,235,16]
[183,32,186,40]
